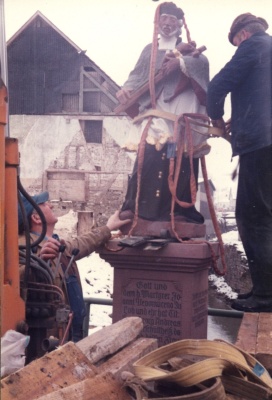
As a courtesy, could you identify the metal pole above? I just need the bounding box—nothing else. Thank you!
[82,297,244,337]
[208,307,243,319]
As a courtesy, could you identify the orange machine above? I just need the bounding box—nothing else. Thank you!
[1,80,69,361]
[0,79,25,336]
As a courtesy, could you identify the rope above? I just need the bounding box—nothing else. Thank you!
[200,156,227,276]
[149,4,161,109]
[166,113,227,275]
[128,118,153,237]
[182,16,192,43]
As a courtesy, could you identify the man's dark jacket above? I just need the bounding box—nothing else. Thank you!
[207,31,272,156]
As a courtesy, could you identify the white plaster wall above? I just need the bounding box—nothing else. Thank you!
[11,115,80,180]
[9,114,135,200]
[103,115,136,163]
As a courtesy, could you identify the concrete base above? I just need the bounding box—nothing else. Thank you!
[99,240,219,347]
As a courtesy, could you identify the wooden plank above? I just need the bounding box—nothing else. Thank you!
[235,313,259,354]
[255,313,272,374]
[1,342,97,400]
[235,312,272,375]
[76,316,143,364]
[97,337,158,380]
[35,374,131,400]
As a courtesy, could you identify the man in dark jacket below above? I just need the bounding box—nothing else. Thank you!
[207,13,272,312]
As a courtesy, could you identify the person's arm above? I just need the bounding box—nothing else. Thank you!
[207,39,257,120]
[64,211,131,260]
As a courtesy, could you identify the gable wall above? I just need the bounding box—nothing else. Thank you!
[7,15,119,115]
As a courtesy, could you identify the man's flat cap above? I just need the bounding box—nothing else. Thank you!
[228,13,268,45]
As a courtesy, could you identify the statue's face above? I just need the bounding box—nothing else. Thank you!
[158,14,179,37]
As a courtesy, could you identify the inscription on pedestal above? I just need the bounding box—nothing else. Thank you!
[121,279,182,346]
[191,289,208,328]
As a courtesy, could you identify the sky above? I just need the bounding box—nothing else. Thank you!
[3,0,272,192]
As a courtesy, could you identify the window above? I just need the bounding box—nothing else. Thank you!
[83,120,103,143]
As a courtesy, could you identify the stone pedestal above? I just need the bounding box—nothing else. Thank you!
[99,240,219,347]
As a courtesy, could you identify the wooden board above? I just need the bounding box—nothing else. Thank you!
[255,313,272,374]
[97,337,158,379]
[35,374,131,400]
[235,313,259,354]
[235,312,272,375]
[1,342,97,400]
[76,316,143,364]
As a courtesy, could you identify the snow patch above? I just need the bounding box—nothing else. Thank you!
[209,274,238,299]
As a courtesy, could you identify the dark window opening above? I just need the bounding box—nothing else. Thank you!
[83,120,103,143]
[84,66,95,72]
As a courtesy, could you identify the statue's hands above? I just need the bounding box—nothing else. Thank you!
[161,53,180,76]
[116,88,132,104]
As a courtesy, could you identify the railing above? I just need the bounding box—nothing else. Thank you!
[83,296,243,338]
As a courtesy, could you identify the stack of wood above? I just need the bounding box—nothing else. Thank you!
[1,315,271,400]
[1,317,157,400]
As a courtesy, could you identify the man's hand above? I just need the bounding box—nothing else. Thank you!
[106,210,131,231]
[211,118,226,131]
[116,88,132,105]
[40,237,64,261]
[211,118,231,142]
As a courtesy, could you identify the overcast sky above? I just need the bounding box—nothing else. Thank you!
[3,0,272,192]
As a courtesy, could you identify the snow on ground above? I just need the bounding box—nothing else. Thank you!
[221,230,245,255]
[208,275,237,299]
[77,253,113,329]
[209,230,246,300]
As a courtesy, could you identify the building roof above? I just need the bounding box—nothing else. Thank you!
[7,10,120,89]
